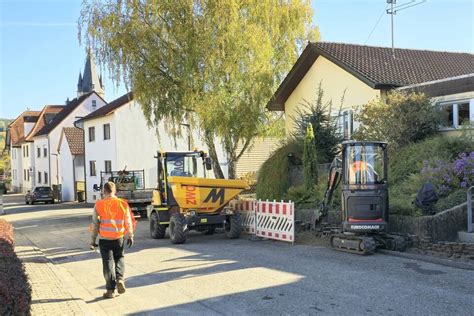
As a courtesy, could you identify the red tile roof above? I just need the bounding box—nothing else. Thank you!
[8,110,41,147]
[268,42,474,111]
[60,127,84,155]
[24,105,64,141]
[35,91,106,136]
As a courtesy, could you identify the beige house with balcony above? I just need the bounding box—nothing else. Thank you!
[267,42,474,137]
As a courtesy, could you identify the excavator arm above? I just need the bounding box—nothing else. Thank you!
[311,157,342,229]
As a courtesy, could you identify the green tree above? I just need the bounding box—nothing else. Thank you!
[80,0,318,178]
[354,91,440,149]
[292,84,343,163]
[303,124,318,190]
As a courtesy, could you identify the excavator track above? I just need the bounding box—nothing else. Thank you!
[330,235,376,255]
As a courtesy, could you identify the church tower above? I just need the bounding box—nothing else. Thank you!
[77,51,105,98]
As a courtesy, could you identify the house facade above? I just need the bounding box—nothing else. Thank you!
[6,111,41,192]
[267,42,474,136]
[58,127,85,202]
[32,92,106,191]
[78,92,229,203]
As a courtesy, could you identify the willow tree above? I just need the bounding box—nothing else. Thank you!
[80,0,318,178]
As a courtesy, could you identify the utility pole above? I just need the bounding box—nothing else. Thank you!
[386,0,427,58]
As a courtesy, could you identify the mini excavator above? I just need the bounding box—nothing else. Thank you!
[312,140,408,255]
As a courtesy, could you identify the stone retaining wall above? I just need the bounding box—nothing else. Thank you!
[388,203,468,242]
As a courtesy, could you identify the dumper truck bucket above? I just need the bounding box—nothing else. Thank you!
[168,176,249,213]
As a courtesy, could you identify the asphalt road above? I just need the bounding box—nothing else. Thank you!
[3,194,474,315]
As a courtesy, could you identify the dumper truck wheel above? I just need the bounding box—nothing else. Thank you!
[140,211,148,219]
[170,213,187,244]
[150,212,166,239]
[225,213,242,239]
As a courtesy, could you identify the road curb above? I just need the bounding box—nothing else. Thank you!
[379,249,474,271]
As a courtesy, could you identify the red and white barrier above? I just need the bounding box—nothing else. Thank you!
[256,200,295,243]
[231,199,295,243]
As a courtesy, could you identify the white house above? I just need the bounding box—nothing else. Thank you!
[32,91,107,191]
[57,127,85,202]
[18,105,65,192]
[77,92,228,203]
[6,110,41,192]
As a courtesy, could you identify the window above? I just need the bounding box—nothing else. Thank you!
[459,103,470,126]
[440,102,472,129]
[27,170,30,181]
[26,146,29,158]
[105,160,112,173]
[344,144,386,185]
[90,161,97,176]
[44,172,48,184]
[22,146,25,157]
[23,169,26,181]
[92,100,97,107]
[37,147,41,158]
[89,126,95,142]
[103,124,111,140]
[37,172,42,184]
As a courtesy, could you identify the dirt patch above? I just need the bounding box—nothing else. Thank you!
[295,231,330,247]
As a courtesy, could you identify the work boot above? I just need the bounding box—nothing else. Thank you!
[117,279,126,294]
[102,290,116,299]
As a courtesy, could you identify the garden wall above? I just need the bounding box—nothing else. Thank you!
[389,202,468,242]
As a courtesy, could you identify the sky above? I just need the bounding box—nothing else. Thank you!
[0,0,473,120]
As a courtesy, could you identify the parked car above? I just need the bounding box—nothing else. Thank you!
[25,187,55,204]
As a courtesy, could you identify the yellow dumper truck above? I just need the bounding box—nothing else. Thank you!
[147,150,249,244]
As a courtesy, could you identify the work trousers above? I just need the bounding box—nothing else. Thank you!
[99,238,125,291]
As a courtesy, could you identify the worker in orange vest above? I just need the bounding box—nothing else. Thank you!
[90,181,134,299]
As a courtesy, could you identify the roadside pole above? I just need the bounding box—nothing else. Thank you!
[0,193,5,215]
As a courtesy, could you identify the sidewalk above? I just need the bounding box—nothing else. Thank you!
[14,232,92,315]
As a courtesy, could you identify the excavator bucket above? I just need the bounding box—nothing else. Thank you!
[168,176,249,213]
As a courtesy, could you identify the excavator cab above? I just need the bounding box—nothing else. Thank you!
[341,141,388,233]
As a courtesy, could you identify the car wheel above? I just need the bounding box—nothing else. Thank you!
[31,200,35,205]
[25,200,29,205]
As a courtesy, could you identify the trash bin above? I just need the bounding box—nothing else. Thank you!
[77,191,85,202]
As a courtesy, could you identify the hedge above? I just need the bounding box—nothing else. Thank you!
[0,219,31,315]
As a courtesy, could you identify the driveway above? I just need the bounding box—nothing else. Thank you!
[3,194,474,315]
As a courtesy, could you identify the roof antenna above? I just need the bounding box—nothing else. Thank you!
[386,0,427,58]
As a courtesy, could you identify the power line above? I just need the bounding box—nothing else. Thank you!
[387,0,427,58]
[364,4,389,45]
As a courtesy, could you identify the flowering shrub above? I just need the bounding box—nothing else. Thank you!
[422,152,474,195]
[0,219,31,315]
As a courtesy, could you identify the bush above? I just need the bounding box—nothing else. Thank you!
[256,140,303,200]
[354,91,440,149]
[389,135,474,185]
[422,152,474,195]
[389,136,474,216]
[0,219,31,315]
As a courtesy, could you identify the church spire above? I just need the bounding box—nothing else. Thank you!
[77,50,105,98]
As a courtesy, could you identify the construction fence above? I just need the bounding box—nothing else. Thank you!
[231,199,295,243]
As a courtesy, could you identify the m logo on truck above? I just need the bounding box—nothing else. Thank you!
[203,188,225,204]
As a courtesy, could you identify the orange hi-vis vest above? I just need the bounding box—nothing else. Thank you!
[352,161,368,172]
[96,197,130,239]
